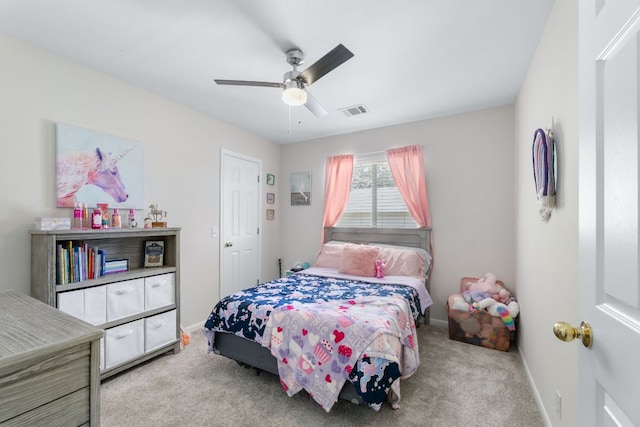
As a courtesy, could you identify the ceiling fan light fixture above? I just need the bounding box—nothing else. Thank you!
[282,80,307,106]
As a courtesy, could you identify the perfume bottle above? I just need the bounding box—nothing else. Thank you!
[128,209,137,228]
[72,202,82,229]
[91,209,102,229]
[112,209,122,228]
[82,203,89,229]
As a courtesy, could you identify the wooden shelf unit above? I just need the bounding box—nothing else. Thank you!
[30,227,181,380]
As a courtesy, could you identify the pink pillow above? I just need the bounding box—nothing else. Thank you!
[338,244,379,277]
[314,243,344,268]
[379,247,426,277]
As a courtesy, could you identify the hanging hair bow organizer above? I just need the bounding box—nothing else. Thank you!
[532,125,557,222]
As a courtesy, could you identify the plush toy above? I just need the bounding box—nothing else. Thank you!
[462,290,493,307]
[375,259,386,279]
[449,294,470,312]
[466,273,512,303]
[494,288,512,304]
[466,272,500,293]
[472,298,520,331]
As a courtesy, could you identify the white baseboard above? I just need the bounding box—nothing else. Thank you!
[184,321,205,334]
[518,348,552,426]
[429,318,448,328]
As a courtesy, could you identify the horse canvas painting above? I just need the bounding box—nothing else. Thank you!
[56,123,144,208]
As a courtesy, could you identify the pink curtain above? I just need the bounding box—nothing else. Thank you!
[322,154,354,241]
[386,145,432,228]
[387,145,433,270]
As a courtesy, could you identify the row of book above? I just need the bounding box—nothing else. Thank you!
[56,241,124,284]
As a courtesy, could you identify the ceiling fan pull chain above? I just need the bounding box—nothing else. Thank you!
[288,106,292,133]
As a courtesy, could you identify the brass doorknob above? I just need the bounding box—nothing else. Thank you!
[553,321,593,348]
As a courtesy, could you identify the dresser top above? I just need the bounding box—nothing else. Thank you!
[0,290,103,363]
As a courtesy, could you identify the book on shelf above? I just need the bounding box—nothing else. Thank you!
[144,240,164,267]
[98,249,107,277]
[104,258,129,275]
[56,241,109,285]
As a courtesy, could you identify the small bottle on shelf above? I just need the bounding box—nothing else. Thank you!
[128,209,137,228]
[72,202,82,229]
[91,209,102,229]
[112,209,122,228]
[82,203,89,229]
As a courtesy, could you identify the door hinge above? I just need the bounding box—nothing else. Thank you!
[257,227,260,235]
[256,279,259,285]
[257,175,260,183]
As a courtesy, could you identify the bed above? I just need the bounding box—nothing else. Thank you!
[202,227,432,412]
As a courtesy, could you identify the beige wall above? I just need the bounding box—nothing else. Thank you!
[279,105,516,322]
[514,0,579,425]
[0,33,281,329]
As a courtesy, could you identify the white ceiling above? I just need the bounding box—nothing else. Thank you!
[0,0,556,144]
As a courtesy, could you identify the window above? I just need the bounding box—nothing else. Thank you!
[336,151,417,228]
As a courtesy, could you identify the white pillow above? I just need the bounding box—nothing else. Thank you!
[314,242,344,268]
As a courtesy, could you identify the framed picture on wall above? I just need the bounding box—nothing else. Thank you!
[266,209,275,220]
[56,122,145,208]
[290,172,311,206]
[266,192,275,204]
[266,174,275,186]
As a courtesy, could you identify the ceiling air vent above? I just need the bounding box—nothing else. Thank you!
[339,104,368,117]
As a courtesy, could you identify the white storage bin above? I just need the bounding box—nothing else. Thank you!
[105,319,144,369]
[84,286,106,325]
[58,286,107,325]
[144,273,176,310]
[145,310,177,352]
[58,289,84,320]
[106,279,144,322]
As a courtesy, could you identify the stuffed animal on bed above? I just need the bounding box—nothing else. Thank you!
[375,259,386,278]
[471,298,520,331]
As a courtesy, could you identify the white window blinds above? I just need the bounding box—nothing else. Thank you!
[336,151,417,228]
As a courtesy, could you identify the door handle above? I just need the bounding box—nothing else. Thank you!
[553,321,593,348]
[225,242,233,247]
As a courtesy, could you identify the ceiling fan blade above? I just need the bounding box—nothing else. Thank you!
[304,90,328,118]
[214,79,283,88]
[297,44,354,86]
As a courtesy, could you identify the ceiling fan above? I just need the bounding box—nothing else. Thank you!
[214,44,354,118]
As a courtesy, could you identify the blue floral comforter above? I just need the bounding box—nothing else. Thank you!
[203,270,430,411]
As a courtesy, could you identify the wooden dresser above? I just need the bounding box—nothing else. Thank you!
[0,290,103,426]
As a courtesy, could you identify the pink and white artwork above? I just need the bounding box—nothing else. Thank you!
[56,123,145,208]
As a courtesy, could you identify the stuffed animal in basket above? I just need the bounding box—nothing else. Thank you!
[472,298,520,331]
[466,273,512,303]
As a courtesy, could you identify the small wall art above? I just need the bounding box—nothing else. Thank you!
[266,209,275,220]
[267,192,275,204]
[266,174,275,186]
[56,122,145,208]
[290,172,311,206]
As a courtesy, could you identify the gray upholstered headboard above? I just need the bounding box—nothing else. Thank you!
[324,227,431,253]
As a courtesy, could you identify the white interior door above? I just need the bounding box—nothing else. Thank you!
[220,150,261,298]
[579,1,640,425]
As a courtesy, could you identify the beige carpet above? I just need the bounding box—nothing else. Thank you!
[101,325,544,427]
